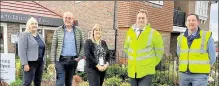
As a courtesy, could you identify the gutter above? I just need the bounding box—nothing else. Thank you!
[113,1,118,56]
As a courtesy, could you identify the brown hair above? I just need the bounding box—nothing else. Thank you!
[187,14,200,21]
[137,9,148,16]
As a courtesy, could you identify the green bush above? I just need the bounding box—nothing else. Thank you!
[15,58,23,80]
[10,78,22,86]
[120,82,130,86]
[78,81,89,86]
[152,71,177,86]
[105,76,122,86]
[77,71,88,81]
[106,64,128,81]
[42,64,55,80]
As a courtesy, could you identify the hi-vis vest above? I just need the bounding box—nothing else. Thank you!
[177,30,211,73]
[124,25,164,78]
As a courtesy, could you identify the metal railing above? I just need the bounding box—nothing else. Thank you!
[111,51,219,86]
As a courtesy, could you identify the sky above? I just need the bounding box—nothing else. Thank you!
[210,3,218,41]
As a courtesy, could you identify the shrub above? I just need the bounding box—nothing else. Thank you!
[76,71,87,81]
[106,64,128,81]
[152,70,177,86]
[120,82,131,86]
[105,76,122,86]
[15,58,22,80]
[10,78,22,86]
[78,81,89,86]
[42,64,56,80]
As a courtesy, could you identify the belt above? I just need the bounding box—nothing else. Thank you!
[60,55,77,58]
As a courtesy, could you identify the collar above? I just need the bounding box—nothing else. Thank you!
[184,27,201,38]
[132,24,150,32]
[62,25,75,30]
[62,25,75,32]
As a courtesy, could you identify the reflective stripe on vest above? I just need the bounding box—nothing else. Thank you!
[128,29,154,54]
[179,31,207,53]
[179,60,210,64]
[128,29,154,61]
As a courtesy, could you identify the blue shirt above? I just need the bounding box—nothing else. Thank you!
[177,28,216,65]
[61,26,77,56]
[33,35,45,61]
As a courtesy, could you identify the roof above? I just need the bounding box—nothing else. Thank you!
[1,1,62,18]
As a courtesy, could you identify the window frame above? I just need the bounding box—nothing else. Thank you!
[195,1,209,21]
[148,1,164,6]
[0,23,8,53]
[20,24,44,38]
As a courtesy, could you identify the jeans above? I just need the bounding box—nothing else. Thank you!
[179,72,208,86]
[22,61,44,86]
[55,57,78,86]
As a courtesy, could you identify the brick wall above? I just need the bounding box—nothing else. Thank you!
[7,23,20,53]
[37,1,116,49]
[117,1,174,31]
[37,1,175,54]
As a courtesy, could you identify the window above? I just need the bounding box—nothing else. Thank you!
[0,26,4,53]
[195,1,209,21]
[20,25,43,36]
[75,1,82,3]
[148,1,163,6]
[0,23,8,53]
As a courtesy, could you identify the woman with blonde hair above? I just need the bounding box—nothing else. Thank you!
[18,17,46,86]
[84,24,110,86]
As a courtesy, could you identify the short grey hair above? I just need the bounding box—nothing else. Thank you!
[25,17,38,32]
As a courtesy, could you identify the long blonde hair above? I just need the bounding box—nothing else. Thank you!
[90,24,103,43]
[25,17,38,32]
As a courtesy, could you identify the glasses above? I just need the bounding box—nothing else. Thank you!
[64,17,73,20]
[138,17,145,20]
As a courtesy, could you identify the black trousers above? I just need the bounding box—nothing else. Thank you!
[22,61,44,86]
[55,56,78,86]
[86,67,106,86]
[130,75,153,86]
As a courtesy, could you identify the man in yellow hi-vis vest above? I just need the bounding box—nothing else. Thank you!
[177,14,216,86]
[124,9,164,86]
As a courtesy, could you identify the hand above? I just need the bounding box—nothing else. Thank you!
[24,64,30,72]
[103,62,109,71]
[74,58,81,62]
[96,65,105,71]
[82,56,86,59]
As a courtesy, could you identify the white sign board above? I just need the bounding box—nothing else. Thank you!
[11,34,18,43]
[0,53,15,84]
[77,59,85,71]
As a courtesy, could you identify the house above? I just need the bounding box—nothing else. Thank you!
[36,1,174,58]
[0,1,63,53]
[1,1,216,58]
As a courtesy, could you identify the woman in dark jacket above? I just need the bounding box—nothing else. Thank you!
[84,24,110,86]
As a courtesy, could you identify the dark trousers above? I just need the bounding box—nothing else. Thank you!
[86,67,106,86]
[22,61,44,86]
[55,56,78,86]
[130,75,153,86]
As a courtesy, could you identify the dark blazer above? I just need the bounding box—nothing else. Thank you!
[84,39,110,69]
[18,32,46,65]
